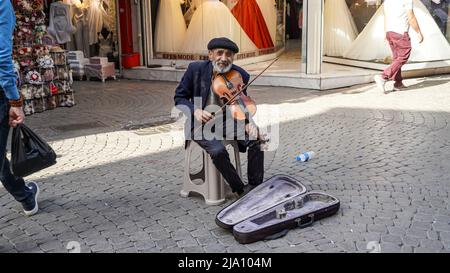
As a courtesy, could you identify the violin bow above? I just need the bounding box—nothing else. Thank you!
[217,57,279,111]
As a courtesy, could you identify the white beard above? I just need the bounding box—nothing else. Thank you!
[212,61,232,74]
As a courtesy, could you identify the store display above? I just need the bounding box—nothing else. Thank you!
[343,0,450,62]
[89,56,108,65]
[62,0,117,60]
[68,50,89,80]
[256,0,277,45]
[98,28,114,57]
[47,1,76,44]
[13,0,76,116]
[64,0,90,57]
[155,0,187,53]
[323,0,358,57]
[183,0,202,26]
[231,0,274,49]
[85,58,116,82]
[182,0,257,54]
[87,0,110,46]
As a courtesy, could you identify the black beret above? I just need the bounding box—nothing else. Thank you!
[207,37,239,53]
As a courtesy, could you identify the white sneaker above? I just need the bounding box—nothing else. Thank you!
[374,75,386,93]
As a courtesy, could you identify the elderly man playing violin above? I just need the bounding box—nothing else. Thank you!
[174,37,264,198]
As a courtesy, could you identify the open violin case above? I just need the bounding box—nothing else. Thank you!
[215,175,340,244]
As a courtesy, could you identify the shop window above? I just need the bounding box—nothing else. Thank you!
[323,0,450,63]
[53,0,120,65]
[152,0,285,61]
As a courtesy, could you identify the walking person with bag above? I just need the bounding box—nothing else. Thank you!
[0,0,39,216]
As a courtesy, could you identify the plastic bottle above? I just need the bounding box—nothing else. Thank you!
[295,151,315,162]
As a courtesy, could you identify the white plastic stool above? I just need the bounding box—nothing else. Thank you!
[180,140,242,205]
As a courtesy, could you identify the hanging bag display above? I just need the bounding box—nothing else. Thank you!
[11,124,57,177]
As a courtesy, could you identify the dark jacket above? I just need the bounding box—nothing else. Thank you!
[174,61,250,115]
[174,60,250,151]
[174,60,250,118]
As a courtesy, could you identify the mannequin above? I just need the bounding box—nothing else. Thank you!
[64,0,91,57]
[155,0,187,52]
[182,0,257,54]
[47,1,76,44]
[87,0,109,45]
[98,27,113,57]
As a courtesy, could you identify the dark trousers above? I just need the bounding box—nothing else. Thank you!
[0,91,31,203]
[382,31,412,85]
[194,138,264,193]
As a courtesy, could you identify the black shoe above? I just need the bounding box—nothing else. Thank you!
[232,184,257,200]
[22,182,39,216]
[231,186,245,200]
[244,184,258,194]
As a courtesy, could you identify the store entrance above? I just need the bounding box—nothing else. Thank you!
[284,0,303,69]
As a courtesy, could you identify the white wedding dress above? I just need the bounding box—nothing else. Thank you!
[256,0,278,45]
[183,0,202,26]
[155,0,187,52]
[64,0,90,57]
[48,2,76,44]
[182,0,257,54]
[343,0,450,62]
[86,0,109,45]
[323,0,359,57]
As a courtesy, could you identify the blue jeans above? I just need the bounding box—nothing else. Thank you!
[0,89,32,203]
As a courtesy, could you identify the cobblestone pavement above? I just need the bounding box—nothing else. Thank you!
[1,76,450,253]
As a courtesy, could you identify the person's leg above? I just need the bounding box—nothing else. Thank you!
[237,140,264,186]
[385,33,404,88]
[0,156,31,203]
[0,94,39,216]
[0,95,33,203]
[393,33,412,89]
[390,37,404,86]
[382,32,400,80]
[194,139,245,193]
[382,32,411,83]
[375,32,395,92]
[227,118,264,186]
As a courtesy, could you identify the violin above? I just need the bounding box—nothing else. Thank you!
[211,70,256,121]
[191,58,278,148]
[211,69,268,147]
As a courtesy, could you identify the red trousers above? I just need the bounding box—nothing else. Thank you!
[382,31,412,84]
